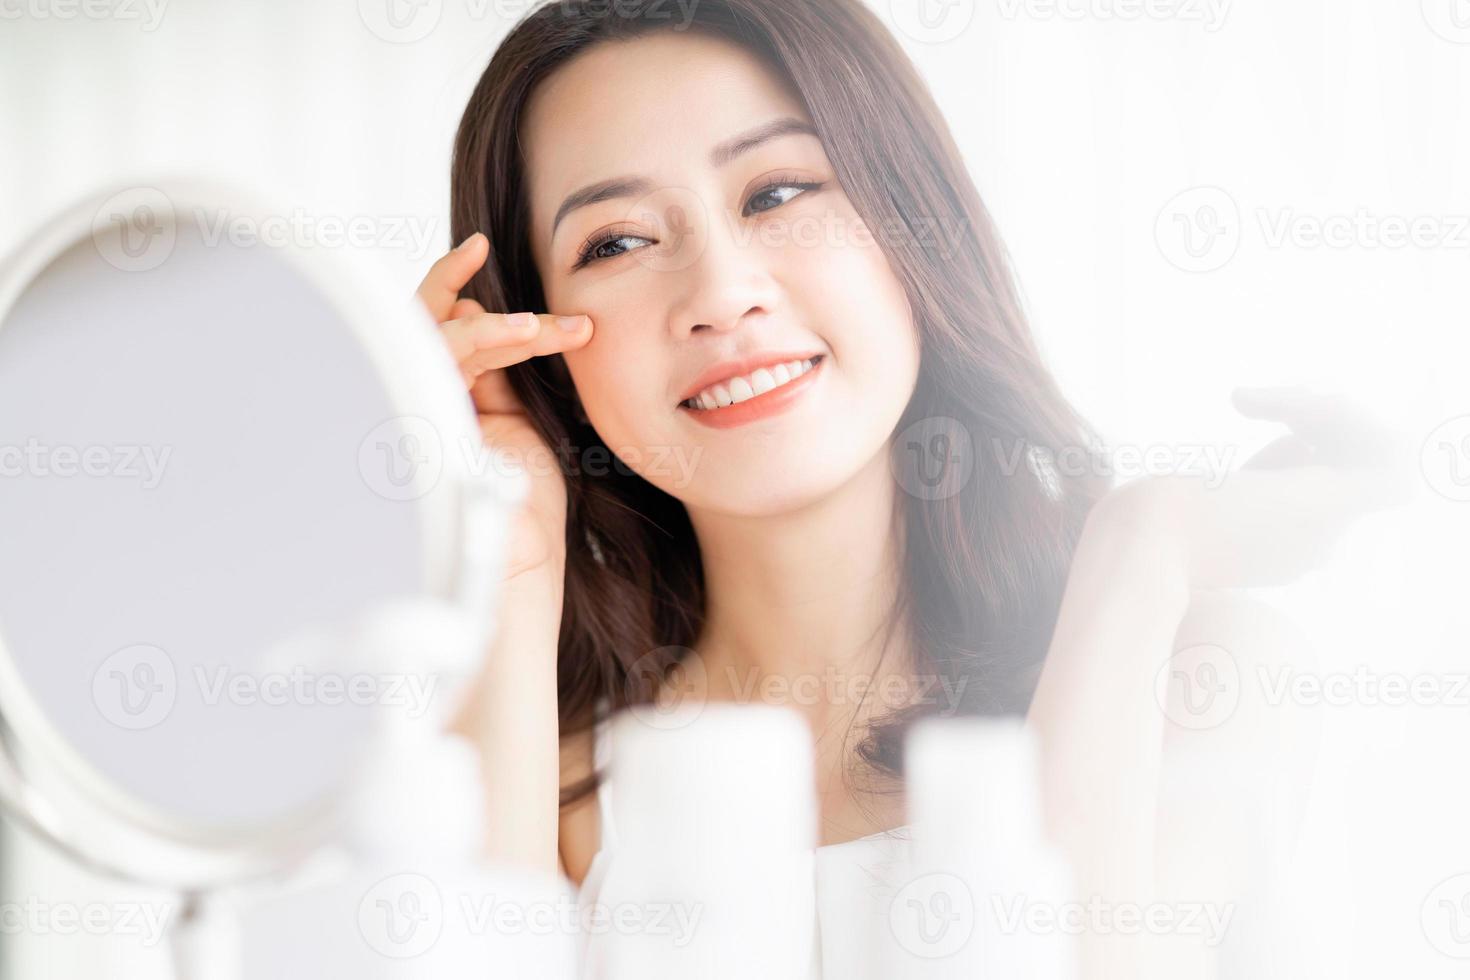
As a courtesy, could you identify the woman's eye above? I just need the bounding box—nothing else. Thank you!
[574,232,652,269]
[744,180,823,217]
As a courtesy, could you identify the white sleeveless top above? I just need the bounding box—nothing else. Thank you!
[575,712,914,980]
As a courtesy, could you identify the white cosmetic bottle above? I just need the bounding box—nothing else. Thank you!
[885,716,1079,980]
[582,702,819,980]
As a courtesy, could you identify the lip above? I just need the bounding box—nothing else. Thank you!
[678,354,826,430]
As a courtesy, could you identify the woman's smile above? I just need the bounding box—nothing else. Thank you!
[678,354,827,429]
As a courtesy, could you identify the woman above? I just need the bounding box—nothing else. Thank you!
[422,0,1403,970]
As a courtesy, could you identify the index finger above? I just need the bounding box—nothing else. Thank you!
[415,232,490,323]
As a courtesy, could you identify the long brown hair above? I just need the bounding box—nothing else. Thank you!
[449,0,1109,809]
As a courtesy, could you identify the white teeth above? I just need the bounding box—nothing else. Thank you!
[685,355,822,410]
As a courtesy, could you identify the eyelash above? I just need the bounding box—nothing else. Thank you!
[571,175,827,270]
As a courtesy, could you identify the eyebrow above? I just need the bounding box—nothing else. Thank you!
[549,116,819,239]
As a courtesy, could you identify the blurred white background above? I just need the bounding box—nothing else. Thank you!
[1,0,1467,976]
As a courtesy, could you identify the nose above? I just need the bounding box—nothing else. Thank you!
[661,197,780,340]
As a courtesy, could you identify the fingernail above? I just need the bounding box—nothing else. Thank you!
[556,315,586,333]
[455,232,482,251]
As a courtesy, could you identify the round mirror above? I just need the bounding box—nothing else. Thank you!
[0,181,503,890]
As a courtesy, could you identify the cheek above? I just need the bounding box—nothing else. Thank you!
[562,321,667,447]
[780,218,919,385]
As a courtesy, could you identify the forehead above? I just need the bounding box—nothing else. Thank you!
[520,31,809,235]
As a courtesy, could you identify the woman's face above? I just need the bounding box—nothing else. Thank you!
[521,31,920,516]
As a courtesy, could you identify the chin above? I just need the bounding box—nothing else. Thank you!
[663,442,879,518]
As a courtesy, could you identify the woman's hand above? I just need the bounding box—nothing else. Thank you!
[415,232,593,583]
[419,233,589,875]
[1089,386,1416,591]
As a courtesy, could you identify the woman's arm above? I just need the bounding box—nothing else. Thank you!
[448,561,565,875]
[1027,486,1192,977]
